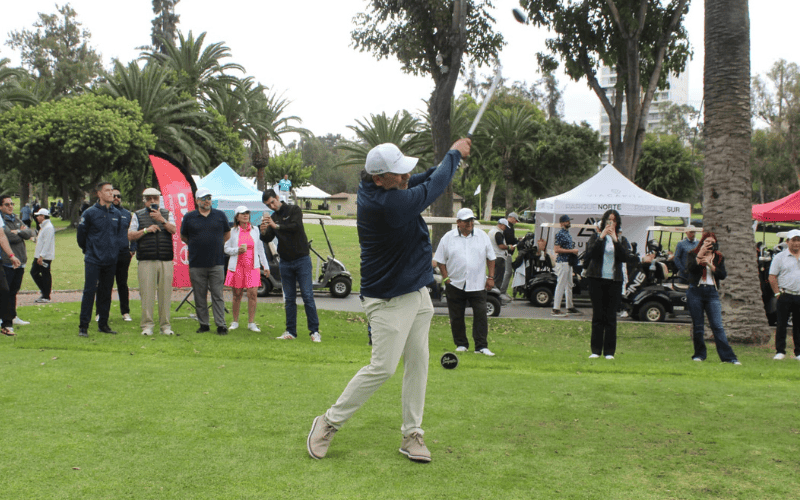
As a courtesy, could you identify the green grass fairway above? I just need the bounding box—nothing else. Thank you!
[1,301,797,499]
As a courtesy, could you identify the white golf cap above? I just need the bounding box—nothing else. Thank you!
[143,187,161,196]
[196,187,212,198]
[685,225,699,232]
[498,218,509,227]
[234,205,249,215]
[787,229,800,240]
[365,143,419,175]
[34,208,50,216]
[456,208,475,220]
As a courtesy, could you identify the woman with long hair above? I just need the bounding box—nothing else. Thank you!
[686,231,741,364]
[224,206,269,332]
[583,209,638,359]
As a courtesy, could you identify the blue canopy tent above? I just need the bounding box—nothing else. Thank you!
[196,162,268,224]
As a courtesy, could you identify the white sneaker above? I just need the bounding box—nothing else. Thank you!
[796,355,800,361]
[96,314,99,322]
[619,310,629,318]
[732,360,742,365]
[122,313,132,322]
[229,322,239,330]
[475,348,495,356]
[455,346,468,352]
[589,354,600,359]
[605,355,615,360]
[276,332,296,340]
[692,357,703,362]
[247,323,261,332]
[142,329,153,336]
[311,332,322,343]
[774,353,786,360]
[161,329,174,336]
[13,317,30,326]
[34,297,50,303]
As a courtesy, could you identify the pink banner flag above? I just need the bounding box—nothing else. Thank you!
[147,152,197,287]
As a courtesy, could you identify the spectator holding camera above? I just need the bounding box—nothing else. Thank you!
[686,231,740,364]
[129,187,177,336]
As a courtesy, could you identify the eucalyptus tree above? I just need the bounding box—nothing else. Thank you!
[521,0,692,180]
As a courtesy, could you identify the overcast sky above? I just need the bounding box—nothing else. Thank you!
[2,0,798,144]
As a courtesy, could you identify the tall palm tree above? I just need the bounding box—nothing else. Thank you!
[249,91,309,191]
[0,58,37,111]
[703,0,770,343]
[98,60,214,188]
[476,106,541,213]
[143,31,244,99]
[337,111,429,170]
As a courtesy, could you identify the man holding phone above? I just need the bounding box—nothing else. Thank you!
[129,187,177,336]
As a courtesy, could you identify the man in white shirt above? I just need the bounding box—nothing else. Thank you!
[434,208,497,356]
[31,209,55,303]
[768,229,800,360]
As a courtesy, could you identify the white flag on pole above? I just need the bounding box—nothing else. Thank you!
[473,184,481,196]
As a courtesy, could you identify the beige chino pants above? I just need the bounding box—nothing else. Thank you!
[325,287,433,437]
[138,260,174,332]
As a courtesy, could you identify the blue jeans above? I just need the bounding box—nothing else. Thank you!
[686,285,738,362]
[279,255,319,336]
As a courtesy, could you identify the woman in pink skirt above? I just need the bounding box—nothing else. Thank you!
[224,206,269,332]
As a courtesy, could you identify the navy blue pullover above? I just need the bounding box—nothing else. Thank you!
[358,149,462,299]
[77,202,122,266]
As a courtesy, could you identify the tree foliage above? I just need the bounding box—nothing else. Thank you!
[264,150,314,189]
[6,3,103,96]
[337,111,430,169]
[635,133,699,201]
[0,94,155,223]
[151,0,181,54]
[522,0,692,180]
[0,58,37,111]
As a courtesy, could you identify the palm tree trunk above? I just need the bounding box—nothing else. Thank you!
[704,0,770,343]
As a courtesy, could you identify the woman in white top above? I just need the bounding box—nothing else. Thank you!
[224,206,269,332]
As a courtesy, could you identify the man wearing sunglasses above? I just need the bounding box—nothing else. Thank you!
[98,189,135,323]
[0,195,30,336]
[181,188,231,335]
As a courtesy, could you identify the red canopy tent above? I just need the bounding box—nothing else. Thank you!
[752,190,800,222]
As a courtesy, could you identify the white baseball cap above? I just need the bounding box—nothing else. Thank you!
[34,208,50,216]
[498,218,509,227]
[787,229,800,240]
[456,208,475,220]
[234,205,250,215]
[365,143,419,175]
[196,187,212,198]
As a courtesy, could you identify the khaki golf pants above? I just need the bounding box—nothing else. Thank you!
[325,287,433,437]
[138,260,174,332]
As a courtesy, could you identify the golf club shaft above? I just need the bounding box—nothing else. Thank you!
[467,63,502,138]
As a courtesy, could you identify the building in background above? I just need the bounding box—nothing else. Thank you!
[598,66,689,164]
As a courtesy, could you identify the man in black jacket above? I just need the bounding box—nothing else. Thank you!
[260,189,320,342]
[129,188,177,336]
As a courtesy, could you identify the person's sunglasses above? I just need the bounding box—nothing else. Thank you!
[113,195,122,199]
[199,195,212,201]
[2,202,13,207]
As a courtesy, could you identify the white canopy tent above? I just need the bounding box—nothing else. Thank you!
[196,162,268,223]
[535,164,691,253]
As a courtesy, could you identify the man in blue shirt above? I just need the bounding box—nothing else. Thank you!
[180,187,231,335]
[553,214,581,317]
[307,138,472,463]
[77,181,122,337]
[673,226,699,281]
[278,175,292,204]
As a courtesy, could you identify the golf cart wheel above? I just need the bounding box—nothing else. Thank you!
[639,301,666,322]
[257,275,273,297]
[486,295,501,317]
[530,286,553,307]
[330,276,352,298]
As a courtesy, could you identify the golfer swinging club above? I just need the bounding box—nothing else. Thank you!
[307,137,472,462]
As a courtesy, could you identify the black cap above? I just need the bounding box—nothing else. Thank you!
[559,215,572,223]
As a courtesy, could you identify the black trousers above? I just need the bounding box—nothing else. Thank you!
[588,277,622,356]
[0,265,11,328]
[114,252,132,315]
[2,267,25,325]
[775,293,800,356]
[30,260,53,299]
[80,262,116,329]
[445,283,489,351]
